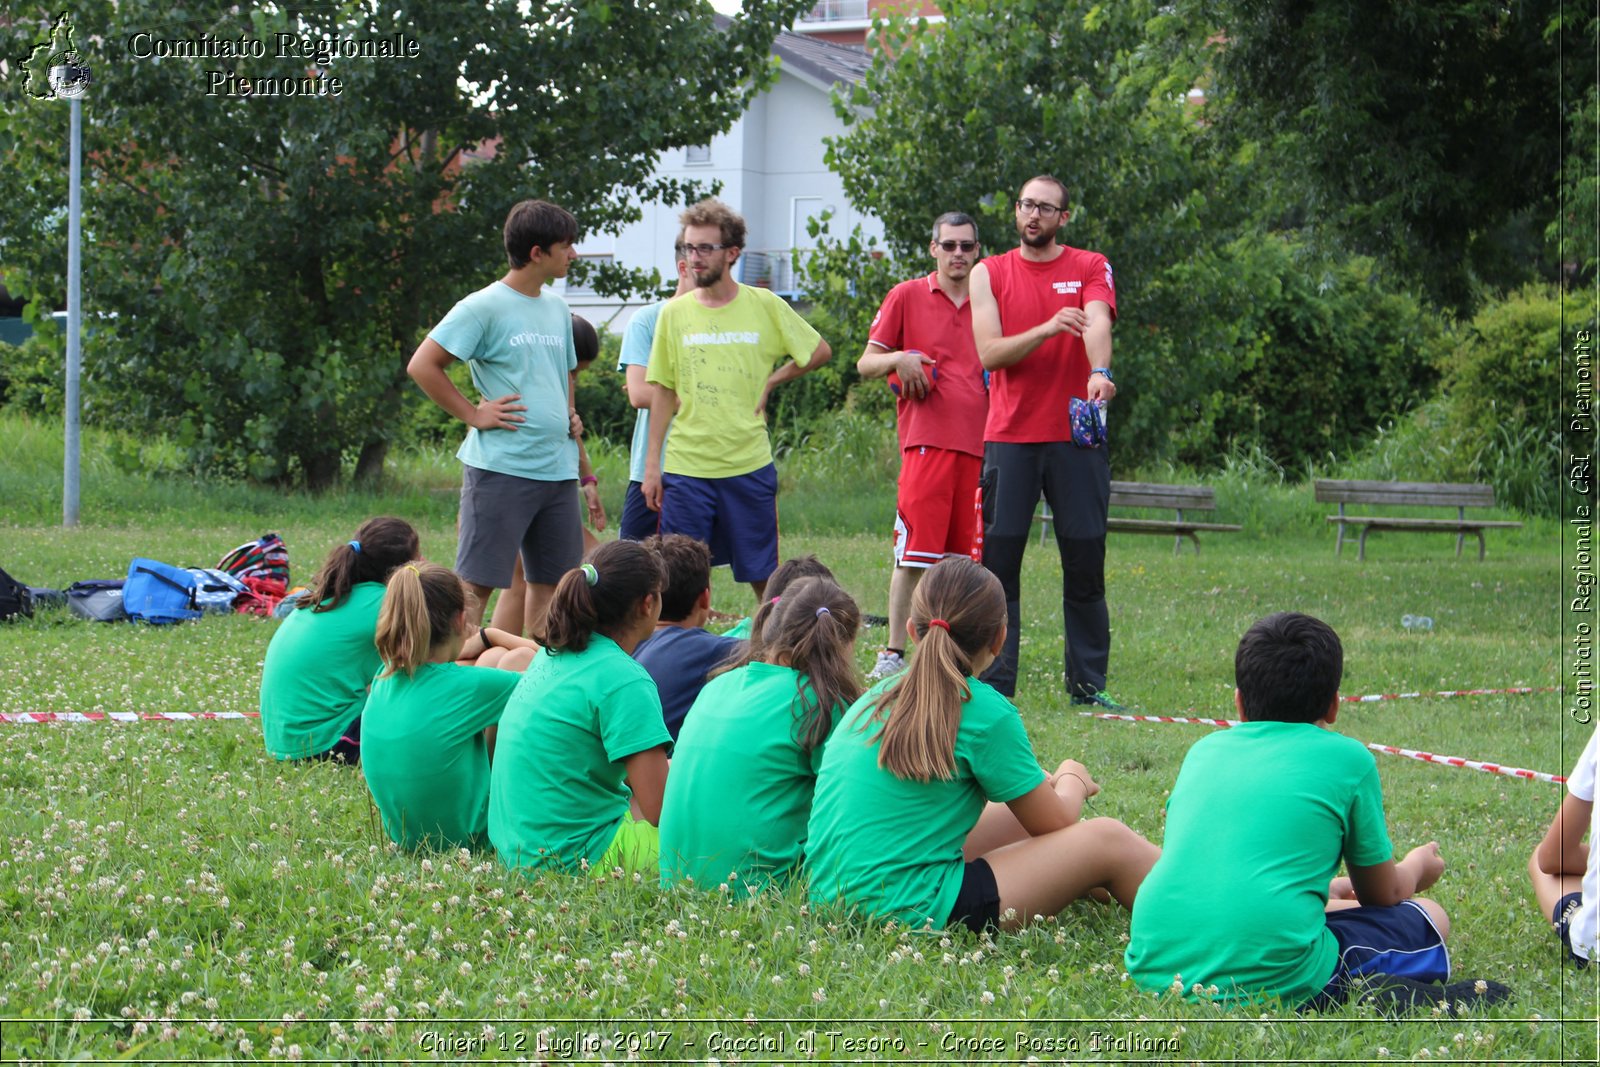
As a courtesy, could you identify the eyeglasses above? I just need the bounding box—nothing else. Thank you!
[679,242,730,257]
[935,240,978,252]
[1015,199,1063,217]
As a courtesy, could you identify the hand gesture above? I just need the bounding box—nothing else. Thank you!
[1403,841,1445,893]
[470,394,526,431]
[582,482,606,530]
[642,471,664,512]
[1047,758,1101,799]
[892,349,937,400]
[1085,372,1117,404]
[1044,306,1088,338]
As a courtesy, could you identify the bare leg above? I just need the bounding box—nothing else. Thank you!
[984,818,1160,930]
[490,557,527,636]
[467,581,496,628]
[1528,848,1582,926]
[474,645,536,672]
[962,761,1092,861]
[750,578,768,604]
[525,582,555,639]
[887,565,923,653]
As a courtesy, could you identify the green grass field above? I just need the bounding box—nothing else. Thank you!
[0,411,1592,1063]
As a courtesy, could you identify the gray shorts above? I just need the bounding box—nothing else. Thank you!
[456,465,582,588]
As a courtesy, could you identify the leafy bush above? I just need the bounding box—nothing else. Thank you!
[0,333,66,416]
[1432,284,1586,515]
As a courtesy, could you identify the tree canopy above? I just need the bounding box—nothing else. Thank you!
[0,0,812,488]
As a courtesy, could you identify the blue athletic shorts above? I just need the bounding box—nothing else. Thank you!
[659,464,779,584]
[1555,891,1592,966]
[1305,900,1450,1008]
[618,480,659,542]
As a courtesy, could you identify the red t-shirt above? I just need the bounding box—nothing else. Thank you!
[982,246,1117,443]
[867,273,988,458]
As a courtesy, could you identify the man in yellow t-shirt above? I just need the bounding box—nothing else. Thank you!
[643,198,832,600]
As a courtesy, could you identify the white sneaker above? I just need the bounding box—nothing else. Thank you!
[867,649,906,681]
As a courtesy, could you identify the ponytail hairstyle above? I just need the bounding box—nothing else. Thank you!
[375,561,467,678]
[539,538,664,654]
[714,553,837,675]
[869,557,1005,782]
[759,577,863,754]
[302,516,421,614]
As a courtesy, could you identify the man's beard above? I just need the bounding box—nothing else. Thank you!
[694,263,725,287]
[1018,226,1056,249]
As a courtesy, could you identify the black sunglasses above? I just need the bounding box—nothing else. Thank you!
[936,240,978,253]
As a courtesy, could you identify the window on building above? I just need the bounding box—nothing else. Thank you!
[685,144,711,165]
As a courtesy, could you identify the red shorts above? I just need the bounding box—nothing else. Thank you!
[893,446,983,568]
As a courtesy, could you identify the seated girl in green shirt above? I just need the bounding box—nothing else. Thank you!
[489,539,671,877]
[259,517,420,763]
[660,575,863,896]
[805,557,1161,933]
[361,561,541,852]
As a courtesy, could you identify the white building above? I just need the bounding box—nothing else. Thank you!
[559,25,881,331]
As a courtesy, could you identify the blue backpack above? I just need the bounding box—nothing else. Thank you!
[123,558,202,624]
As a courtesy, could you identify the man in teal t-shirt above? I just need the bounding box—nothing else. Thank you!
[642,198,833,601]
[408,199,586,633]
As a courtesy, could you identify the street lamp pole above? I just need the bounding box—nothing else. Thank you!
[63,90,82,528]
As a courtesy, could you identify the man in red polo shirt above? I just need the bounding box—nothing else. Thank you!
[857,211,989,680]
[969,176,1119,706]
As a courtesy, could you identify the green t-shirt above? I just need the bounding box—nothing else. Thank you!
[488,635,670,875]
[805,677,1045,929]
[258,583,385,760]
[429,280,579,481]
[1124,721,1395,1006]
[360,662,520,851]
[646,285,822,478]
[659,662,843,895]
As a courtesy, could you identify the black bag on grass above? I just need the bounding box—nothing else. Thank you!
[0,565,31,621]
[67,580,126,622]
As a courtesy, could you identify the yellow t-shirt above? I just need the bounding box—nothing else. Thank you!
[646,285,821,478]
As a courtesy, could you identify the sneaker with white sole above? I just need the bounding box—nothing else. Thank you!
[1070,689,1127,711]
[867,649,906,681]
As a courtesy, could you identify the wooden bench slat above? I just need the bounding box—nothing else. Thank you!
[1313,479,1518,560]
[1038,480,1236,555]
[1109,518,1242,532]
[1325,517,1523,530]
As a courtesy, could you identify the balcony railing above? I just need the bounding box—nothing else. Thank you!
[737,249,812,297]
[801,0,869,23]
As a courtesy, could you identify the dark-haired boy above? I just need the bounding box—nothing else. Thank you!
[634,534,744,739]
[1125,612,1508,1012]
[408,199,584,631]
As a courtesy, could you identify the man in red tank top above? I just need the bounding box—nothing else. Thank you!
[968,176,1119,705]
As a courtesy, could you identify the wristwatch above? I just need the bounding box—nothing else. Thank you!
[1090,367,1114,383]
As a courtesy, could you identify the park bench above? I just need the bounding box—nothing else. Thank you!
[1313,479,1523,561]
[1037,481,1241,554]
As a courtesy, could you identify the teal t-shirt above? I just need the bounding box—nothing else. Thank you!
[618,300,668,484]
[659,662,843,895]
[805,677,1045,928]
[258,583,385,760]
[429,280,579,481]
[361,662,520,851]
[1124,721,1395,1006]
[488,636,670,875]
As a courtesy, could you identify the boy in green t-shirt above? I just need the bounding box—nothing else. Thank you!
[1125,612,1510,1013]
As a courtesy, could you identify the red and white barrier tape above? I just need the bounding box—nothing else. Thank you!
[1340,686,1555,704]
[1082,712,1567,784]
[3,711,260,724]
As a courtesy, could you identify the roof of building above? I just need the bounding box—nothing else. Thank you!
[770,28,873,88]
[712,14,872,89]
